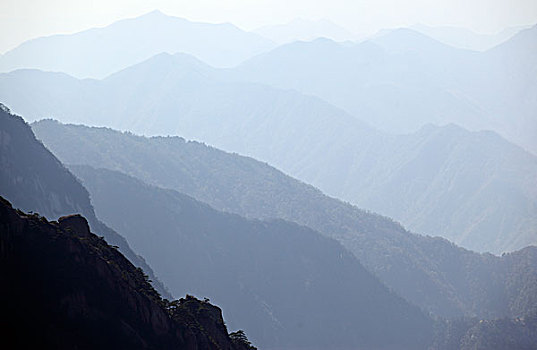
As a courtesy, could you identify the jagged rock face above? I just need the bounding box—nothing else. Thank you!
[0,196,254,350]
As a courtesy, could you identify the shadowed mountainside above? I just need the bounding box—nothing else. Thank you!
[0,104,170,298]
[32,120,537,322]
[0,196,256,350]
[66,164,435,350]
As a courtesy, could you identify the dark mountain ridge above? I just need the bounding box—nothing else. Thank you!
[0,195,255,350]
[0,104,170,298]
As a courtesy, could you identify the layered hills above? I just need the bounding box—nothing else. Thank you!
[2,11,536,350]
[3,58,534,254]
[236,25,537,155]
[67,164,434,349]
[32,120,537,322]
[0,106,434,349]
[0,10,274,78]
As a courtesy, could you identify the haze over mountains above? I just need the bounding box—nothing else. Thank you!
[0,10,274,79]
[31,120,537,324]
[69,164,434,349]
[253,18,358,44]
[3,47,536,254]
[236,25,537,155]
[1,9,534,154]
[2,7,537,349]
[410,24,529,51]
[0,105,437,350]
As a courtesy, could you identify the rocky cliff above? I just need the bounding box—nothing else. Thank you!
[0,195,255,350]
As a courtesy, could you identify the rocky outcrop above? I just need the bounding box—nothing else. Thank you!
[0,196,255,350]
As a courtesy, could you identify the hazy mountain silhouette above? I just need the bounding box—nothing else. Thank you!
[0,104,170,298]
[410,24,527,51]
[0,10,274,78]
[0,196,256,350]
[254,18,357,44]
[457,24,537,156]
[67,164,434,350]
[2,53,535,254]
[236,30,484,133]
[32,120,537,321]
[237,25,537,155]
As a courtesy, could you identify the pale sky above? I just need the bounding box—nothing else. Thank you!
[1,0,536,53]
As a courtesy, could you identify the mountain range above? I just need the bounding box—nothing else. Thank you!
[0,105,434,350]
[2,9,536,350]
[2,51,535,254]
[253,18,357,44]
[0,10,274,78]
[31,119,537,323]
[1,11,534,155]
[0,105,257,349]
[236,25,537,155]
[69,164,434,349]
[410,24,527,51]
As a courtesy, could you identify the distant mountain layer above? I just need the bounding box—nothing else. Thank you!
[0,104,170,298]
[32,120,537,322]
[0,196,256,350]
[254,18,357,44]
[410,24,527,51]
[0,10,274,78]
[68,164,434,350]
[236,25,537,155]
[3,55,536,254]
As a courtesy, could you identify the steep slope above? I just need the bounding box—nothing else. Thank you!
[0,104,170,298]
[336,124,537,253]
[432,314,537,350]
[0,10,274,78]
[32,120,537,321]
[67,164,434,350]
[1,53,535,253]
[0,196,255,350]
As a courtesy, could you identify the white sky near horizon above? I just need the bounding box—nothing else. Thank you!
[1,0,536,53]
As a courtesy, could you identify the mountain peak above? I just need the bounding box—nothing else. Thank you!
[371,27,465,54]
[147,9,165,16]
[136,9,174,20]
[103,51,214,82]
[254,18,356,43]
